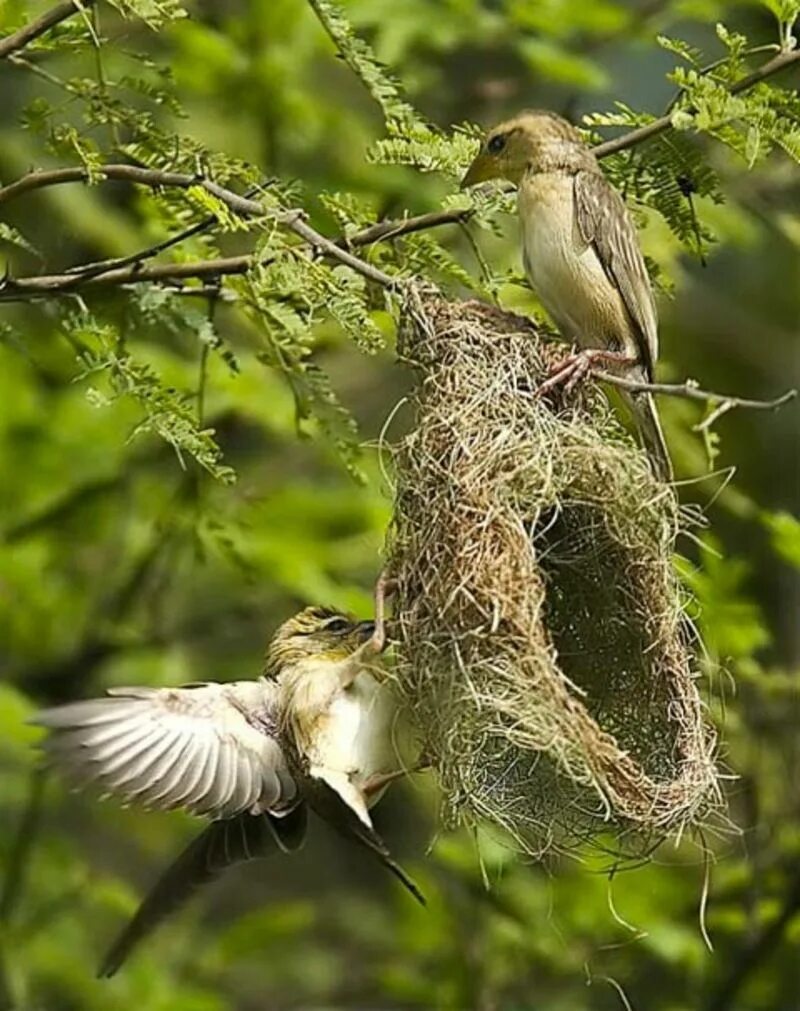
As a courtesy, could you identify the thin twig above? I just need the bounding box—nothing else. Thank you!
[62,183,268,281]
[0,0,95,61]
[593,370,797,414]
[284,210,396,287]
[0,255,255,300]
[345,208,473,246]
[662,44,782,115]
[592,47,800,158]
[0,166,396,288]
[0,164,266,216]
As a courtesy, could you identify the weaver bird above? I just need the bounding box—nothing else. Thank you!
[33,604,422,977]
[461,110,672,480]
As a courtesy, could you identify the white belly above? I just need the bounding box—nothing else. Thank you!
[309,672,397,790]
[519,173,627,348]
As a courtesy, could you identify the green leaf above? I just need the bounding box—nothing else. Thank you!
[0,223,39,258]
[105,0,188,29]
[762,510,800,569]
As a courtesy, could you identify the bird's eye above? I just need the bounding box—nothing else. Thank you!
[487,134,506,154]
[324,617,350,634]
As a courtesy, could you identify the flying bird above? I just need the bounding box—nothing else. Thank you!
[33,604,423,977]
[461,110,672,480]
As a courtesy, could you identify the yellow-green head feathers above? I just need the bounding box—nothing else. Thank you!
[264,606,374,677]
[461,110,594,187]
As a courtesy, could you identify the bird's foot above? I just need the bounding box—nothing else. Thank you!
[363,769,407,799]
[362,758,431,799]
[536,348,639,397]
[368,570,398,654]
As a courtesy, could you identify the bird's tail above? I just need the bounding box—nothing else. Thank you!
[305,780,426,907]
[97,806,307,978]
[623,388,672,482]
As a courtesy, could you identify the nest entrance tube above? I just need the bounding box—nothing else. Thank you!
[389,291,719,857]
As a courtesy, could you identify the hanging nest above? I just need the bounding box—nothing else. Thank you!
[387,289,720,857]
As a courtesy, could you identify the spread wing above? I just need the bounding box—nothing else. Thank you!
[34,680,298,819]
[574,169,658,378]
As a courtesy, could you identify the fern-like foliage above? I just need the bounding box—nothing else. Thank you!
[105,0,188,29]
[2,0,797,485]
[69,310,235,484]
[305,0,421,129]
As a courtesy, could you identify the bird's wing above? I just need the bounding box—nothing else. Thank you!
[574,169,658,377]
[34,680,298,819]
[98,806,308,978]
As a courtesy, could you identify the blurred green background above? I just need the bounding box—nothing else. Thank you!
[0,1,799,1008]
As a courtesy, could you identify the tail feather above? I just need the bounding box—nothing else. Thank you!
[97,806,307,978]
[304,781,426,907]
[625,389,672,482]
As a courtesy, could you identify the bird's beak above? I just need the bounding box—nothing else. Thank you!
[460,151,497,190]
[355,620,376,643]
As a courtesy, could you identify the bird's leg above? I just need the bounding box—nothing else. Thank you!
[362,757,431,799]
[536,347,639,397]
[362,769,408,798]
[367,570,398,654]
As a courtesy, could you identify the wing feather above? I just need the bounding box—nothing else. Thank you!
[137,730,197,807]
[33,680,295,820]
[146,736,203,804]
[574,169,658,377]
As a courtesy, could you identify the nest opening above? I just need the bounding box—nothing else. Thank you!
[388,291,719,857]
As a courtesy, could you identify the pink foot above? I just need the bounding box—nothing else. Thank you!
[368,570,398,654]
[536,348,638,397]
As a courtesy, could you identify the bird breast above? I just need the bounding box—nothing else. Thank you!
[518,172,632,350]
[303,670,398,797]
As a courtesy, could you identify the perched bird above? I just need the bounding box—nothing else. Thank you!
[33,604,422,977]
[461,110,672,480]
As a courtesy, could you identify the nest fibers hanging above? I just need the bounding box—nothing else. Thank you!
[388,290,719,857]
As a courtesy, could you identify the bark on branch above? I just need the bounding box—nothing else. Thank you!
[0,0,96,61]
[594,370,797,420]
[0,165,396,292]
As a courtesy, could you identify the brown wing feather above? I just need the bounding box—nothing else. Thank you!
[574,170,658,378]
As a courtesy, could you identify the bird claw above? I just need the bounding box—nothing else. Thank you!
[362,757,431,798]
[535,347,639,398]
[367,570,398,654]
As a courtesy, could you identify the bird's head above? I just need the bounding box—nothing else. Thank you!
[460,110,591,188]
[265,606,375,676]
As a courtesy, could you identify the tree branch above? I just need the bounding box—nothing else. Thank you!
[0,0,95,61]
[0,41,796,300]
[592,46,800,158]
[0,164,266,215]
[283,210,396,287]
[0,255,254,301]
[594,370,797,416]
[343,208,473,247]
[0,165,398,289]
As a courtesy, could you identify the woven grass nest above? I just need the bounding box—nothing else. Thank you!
[387,289,720,857]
